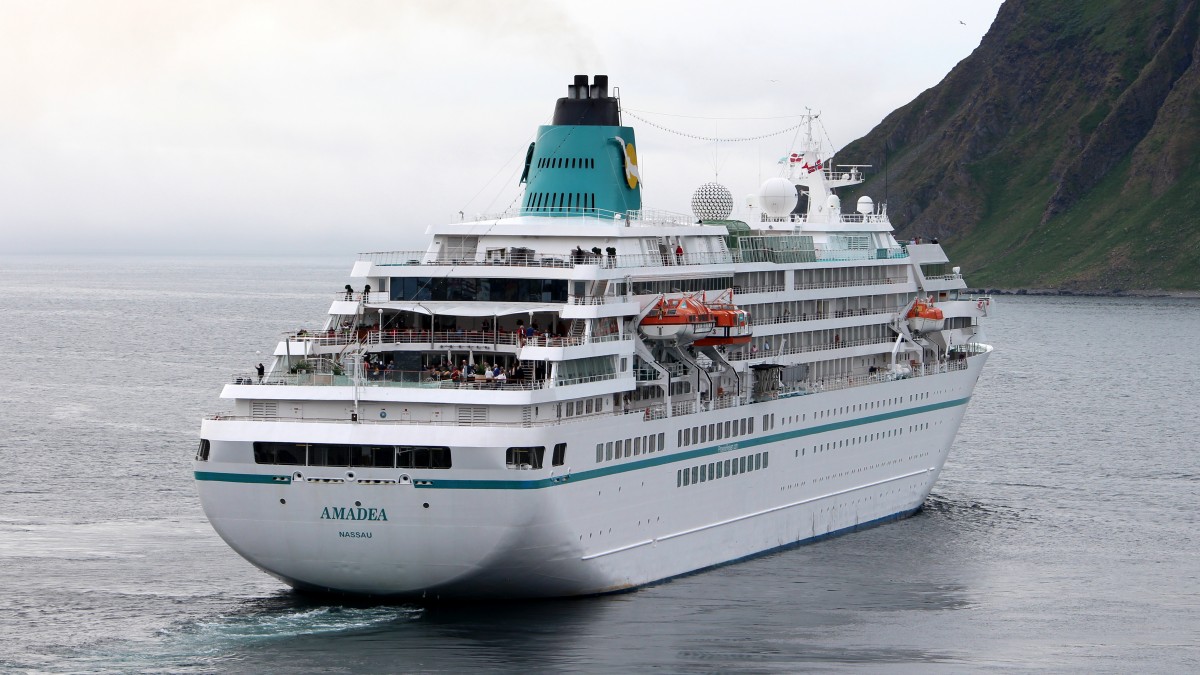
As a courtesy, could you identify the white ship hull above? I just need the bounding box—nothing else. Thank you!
[195,75,995,598]
[197,354,987,598]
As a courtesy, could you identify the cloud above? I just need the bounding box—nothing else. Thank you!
[0,0,1002,255]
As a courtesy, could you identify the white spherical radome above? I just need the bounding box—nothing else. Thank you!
[758,177,797,218]
[690,182,734,221]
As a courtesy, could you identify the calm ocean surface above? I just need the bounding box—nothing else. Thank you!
[0,254,1196,673]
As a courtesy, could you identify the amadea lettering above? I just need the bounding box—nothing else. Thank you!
[320,506,388,521]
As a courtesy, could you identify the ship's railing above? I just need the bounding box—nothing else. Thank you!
[219,353,980,426]
[357,249,734,270]
[727,335,897,362]
[924,273,964,281]
[567,295,629,305]
[280,329,631,351]
[464,207,696,227]
[792,276,908,291]
[733,284,786,295]
[730,246,907,265]
[236,370,550,390]
[749,304,907,326]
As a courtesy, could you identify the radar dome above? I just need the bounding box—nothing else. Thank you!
[759,177,797,218]
[826,194,841,211]
[857,196,874,214]
[691,182,734,221]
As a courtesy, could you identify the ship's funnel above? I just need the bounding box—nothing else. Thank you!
[521,75,641,217]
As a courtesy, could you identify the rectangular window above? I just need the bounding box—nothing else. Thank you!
[708,424,715,441]
[748,417,754,434]
[700,426,707,443]
[658,433,664,451]
[740,418,747,435]
[634,437,642,455]
[691,466,699,484]
[683,469,690,486]
[679,430,684,447]
[505,446,545,469]
[762,415,769,431]
[699,466,707,483]
[740,456,747,473]
[677,470,683,487]
[708,462,715,480]
[310,444,350,467]
[585,398,594,414]
[715,424,723,441]
[754,453,762,471]
[196,439,211,461]
[650,435,657,453]
[762,451,768,469]
[716,461,723,479]
[351,445,395,468]
[614,439,623,459]
[724,421,731,437]
[596,443,603,463]
[397,446,453,469]
[552,442,567,467]
[724,459,731,475]
[606,441,613,461]
[566,401,575,416]
[625,439,632,456]
[692,426,699,444]
[731,458,739,475]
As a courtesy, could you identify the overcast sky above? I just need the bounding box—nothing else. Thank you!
[1,0,1002,256]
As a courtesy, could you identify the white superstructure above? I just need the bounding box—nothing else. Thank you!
[196,76,993,598]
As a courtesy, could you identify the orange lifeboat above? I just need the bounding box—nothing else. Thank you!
[906,298,945,332]
[640,294,715,343]
[694,289,752,346]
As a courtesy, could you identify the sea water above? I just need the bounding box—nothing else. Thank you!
[0,255,1196,672]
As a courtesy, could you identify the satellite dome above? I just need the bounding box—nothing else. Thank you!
[857,196,874,215]
[759,177,797,218]
[826,194,841,212]
[691,182,734,221]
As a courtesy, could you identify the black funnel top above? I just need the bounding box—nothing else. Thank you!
[552,74,620,126]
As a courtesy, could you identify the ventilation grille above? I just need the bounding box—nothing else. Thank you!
[250,401,278,418]
[457,406,489,426]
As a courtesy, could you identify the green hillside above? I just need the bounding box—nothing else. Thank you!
[836,0,1200,291]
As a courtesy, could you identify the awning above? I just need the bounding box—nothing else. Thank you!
[328,300,361,316]
[364,301,563,317]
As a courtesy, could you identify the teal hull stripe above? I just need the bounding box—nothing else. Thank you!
[191,397,970,489]
[420,396,971,490]
[195,471,291,484]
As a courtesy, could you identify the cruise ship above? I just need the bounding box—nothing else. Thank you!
[195,75,993,598]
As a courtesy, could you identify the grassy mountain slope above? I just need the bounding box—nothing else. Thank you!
[836,0,1200,291]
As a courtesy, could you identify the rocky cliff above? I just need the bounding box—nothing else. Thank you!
[837,0,1200,291]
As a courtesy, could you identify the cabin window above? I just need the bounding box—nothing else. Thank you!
[606,442,613,461]
[196,439,211,461]
[506,446,545,469]
[552,443,567,466]
[351,445,396,468]
[596,443,603,463]
[397,446,452,469]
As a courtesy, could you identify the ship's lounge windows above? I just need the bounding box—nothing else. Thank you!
[397,446,452,469]
[596,443,604,462]
[310,444,351,467]
[351,445,396,468]
[506,446,544,469]
[253,442,451,469]
[196,439,211,461]
[552,442,567,466]
[253,442,307,465]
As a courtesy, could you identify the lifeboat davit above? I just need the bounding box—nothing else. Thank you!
[693,289,752,346]
[906,298,945,332]
[640,294,715,343]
